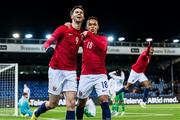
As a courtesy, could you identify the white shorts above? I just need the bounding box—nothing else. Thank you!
[128,69,148,84]
[48,67,77,95]
[78,74,109,99]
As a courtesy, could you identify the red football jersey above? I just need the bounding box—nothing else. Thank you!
[131,46,152,73]
[49,25,82,70]
[81,32,108,74]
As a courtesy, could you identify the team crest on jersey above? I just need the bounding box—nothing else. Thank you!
[68,33,73,36]
[79,91,83,96]
[53,86,57,91]
[102,90,106,92]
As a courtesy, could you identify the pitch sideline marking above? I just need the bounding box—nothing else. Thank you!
[40,118,62,120]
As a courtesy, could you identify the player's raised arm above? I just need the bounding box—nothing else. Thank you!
[43,25,66,55]
[146,41,153,56]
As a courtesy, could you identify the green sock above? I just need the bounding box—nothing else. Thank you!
[112,103,116,112]
[115,103,119,112]
[84,107,94,117]
[121,102,125,112]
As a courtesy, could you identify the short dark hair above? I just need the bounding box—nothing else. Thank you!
[23,92,28,96]
[116,69,122,75]
[87,16,98,23]
[70,5,84,16]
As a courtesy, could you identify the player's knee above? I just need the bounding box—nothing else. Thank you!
[78,99,86,107]
[71,100,76,107]
[144,83,151,89]
[146,86,151,89]
[66,100,76,109]
[99,95,109,103]
[78,102,85,107]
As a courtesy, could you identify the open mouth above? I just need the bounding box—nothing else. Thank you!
[77,16,82,19]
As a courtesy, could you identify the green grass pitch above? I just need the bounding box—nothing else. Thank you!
[1,104,180,120]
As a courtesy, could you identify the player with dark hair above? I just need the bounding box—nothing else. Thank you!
[76,16,111,120]
[114,42,154,108]
[31,5,85,120]
[109,69,125,116]
[18,93,32,117]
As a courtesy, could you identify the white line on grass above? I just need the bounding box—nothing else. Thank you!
[40,118,63,120]
[115,112,174,118]
[126,112,173,115]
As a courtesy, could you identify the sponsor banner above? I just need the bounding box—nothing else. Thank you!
[30,99,67,106]
[0,45,7,50]
[0,44,45,53]
[125,96,179,104]
[30,96,179,106]
[107,46,180,55]
[1,43,180,55]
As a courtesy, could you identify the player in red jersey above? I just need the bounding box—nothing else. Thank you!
[115,42,154,108]
[31,5,85,120]
[76,16,111,120]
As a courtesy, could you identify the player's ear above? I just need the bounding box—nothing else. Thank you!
[70,15,73,20]
[82,15,85,21]
[85,24,88,30]
[97,22,99,30]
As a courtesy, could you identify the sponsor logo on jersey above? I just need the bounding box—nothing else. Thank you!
[68,33,73,36]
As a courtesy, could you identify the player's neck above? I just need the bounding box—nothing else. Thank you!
[71,22,82,30]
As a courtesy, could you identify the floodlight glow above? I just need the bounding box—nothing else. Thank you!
[107,36,114,42]
[12,33,19,38]
[118,37,125,41]
[25,34,33,38]
[146,38,153,42]
[173,39,179,43]
[46,34,51,39]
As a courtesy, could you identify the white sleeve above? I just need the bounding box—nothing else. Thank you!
[120,71,125,81]
[109,71,125,80]
[108,71,116,77]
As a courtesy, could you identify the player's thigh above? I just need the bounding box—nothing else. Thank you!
[77,75,94,99]
[48,68,65,95]
[95,74,109,97]
[139,73,150,86]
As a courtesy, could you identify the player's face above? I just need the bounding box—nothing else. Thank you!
[149,48,154,55]
[24,94,28,99]
[71,8,84,23]
[86,19,99,34]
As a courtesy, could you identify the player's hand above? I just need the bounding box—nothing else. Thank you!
[81,31,88,37]
[45,47,54,56]
[64,22,71,28]
[111,92,116,101]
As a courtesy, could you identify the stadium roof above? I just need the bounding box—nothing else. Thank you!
[1,0,180,42]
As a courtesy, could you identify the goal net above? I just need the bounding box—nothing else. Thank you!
[0,63,18,116]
